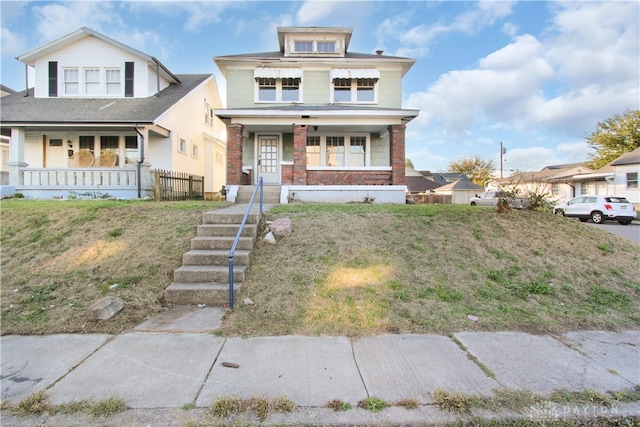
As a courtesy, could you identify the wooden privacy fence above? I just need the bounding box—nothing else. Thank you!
[153,169,204,201]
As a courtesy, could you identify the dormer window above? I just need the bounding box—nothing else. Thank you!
[295,41,313,52]
[317,41,335,53]
[292,40,336,54]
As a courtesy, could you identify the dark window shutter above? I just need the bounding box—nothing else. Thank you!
[48,62,58,97]
[125,62,134,97]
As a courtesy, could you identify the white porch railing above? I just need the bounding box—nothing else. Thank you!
[22,167,138,186]
[12,166,155,199]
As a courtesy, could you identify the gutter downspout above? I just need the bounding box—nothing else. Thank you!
[24,64,29,97]
[154,60,160,97]
[135,127,146,199]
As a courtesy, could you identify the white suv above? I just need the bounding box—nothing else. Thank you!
[554,195,637,225]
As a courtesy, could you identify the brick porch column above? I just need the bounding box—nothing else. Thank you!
[293,124,308,185]
[389,124,406,185]
[226,124,244,185]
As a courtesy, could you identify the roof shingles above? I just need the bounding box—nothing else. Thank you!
[0,74,210,125]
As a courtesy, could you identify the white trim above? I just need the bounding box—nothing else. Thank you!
[330,69,380,79]
[253,68,302,78]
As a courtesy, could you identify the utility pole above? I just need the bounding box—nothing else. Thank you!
[500,142,506,179]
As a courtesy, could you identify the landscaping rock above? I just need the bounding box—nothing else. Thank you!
[86,296,124,321]
[264,231,276,244]
[268,218,292,238]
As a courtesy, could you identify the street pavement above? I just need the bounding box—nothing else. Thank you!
[1,306,639,426]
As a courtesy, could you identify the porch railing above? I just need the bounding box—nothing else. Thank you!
[21,167,137,186]
[228,177,263,309]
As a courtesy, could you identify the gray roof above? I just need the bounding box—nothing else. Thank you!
[0,74,211,125]
[1,84,17,95]
[436,179,484,191]
[611,147,640,166]
[216,50,413,61]
[405,175,440,193]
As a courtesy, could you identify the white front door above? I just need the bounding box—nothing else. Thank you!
[257,135,280,184]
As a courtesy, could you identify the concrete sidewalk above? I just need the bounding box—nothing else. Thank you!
[1,308,639,426]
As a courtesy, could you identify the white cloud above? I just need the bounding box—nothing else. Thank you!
[33,2,121,42]
[452,0,515,34]
[502,142,593,172]
[406,34,554,136]
[545,2,639,87]
[1,27,26,58]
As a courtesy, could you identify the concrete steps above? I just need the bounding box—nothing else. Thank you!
[164,205,264,306]
[236,185,281,204]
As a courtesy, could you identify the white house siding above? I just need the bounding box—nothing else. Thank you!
[154,77,225,193]
[146,65,172,97]
[32,36,170,99]
[24,133,44,167]
[146,136,172,170]
[609,165,640,205]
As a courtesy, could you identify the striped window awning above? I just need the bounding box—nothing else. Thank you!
[330,69,380,79]
[254,68,302,79]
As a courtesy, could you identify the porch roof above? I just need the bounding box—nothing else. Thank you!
[0,74,211,127]
[214,104,419,134]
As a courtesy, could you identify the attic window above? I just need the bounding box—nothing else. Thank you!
[295,41,313,52]
[293,40,336,54]
[317,41,335,53]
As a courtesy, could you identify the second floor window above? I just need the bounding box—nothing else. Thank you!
[627,172,638,189]
[204,102,214,127]
[333,77,378,103]
[256,77,301,102]
[84,68,100,94]
[63,68,79,95]
[333,79,351,102]
[257,78,277,101]
[105,69,121,95]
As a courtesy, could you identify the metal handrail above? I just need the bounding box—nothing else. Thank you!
[228,177,264,309]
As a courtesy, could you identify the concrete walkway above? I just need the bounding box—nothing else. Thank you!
[1,306,639,426]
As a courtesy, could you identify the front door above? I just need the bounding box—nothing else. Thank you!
[257,135,280,184]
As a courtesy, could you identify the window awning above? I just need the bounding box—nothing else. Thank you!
[331,69,380,79]
[254,68,302,79]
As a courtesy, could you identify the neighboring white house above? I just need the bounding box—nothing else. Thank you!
[433,179,485,204]
[489,163,594,204]
[0,85,16,188]
[0,27,226,199]
[214,26,419,204]
[566,148,640,207]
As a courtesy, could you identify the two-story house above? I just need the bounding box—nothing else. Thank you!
[0,27,226,199]
[214,27,419,204]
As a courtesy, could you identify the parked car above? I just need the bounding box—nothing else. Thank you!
[553,195,637,224]
[470,191,528,209]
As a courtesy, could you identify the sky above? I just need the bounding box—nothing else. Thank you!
[1,1,639,175]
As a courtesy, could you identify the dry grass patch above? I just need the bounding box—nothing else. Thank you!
[2,201,639,337]
[221,204,640,337]
[1,199,226,335]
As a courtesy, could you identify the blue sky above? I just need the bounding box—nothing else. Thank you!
[2,1,639,174]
